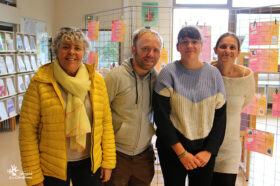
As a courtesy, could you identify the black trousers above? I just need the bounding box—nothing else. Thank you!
[211,172,237,186]
[44,158,102,186]
[156,140,216,186]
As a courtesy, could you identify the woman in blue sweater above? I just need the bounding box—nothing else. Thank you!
[153,26,227,186]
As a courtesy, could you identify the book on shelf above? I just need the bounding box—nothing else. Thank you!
[0,101,8,121]
[0,79,7,97]
[17,35,24,50]
[18,75,26,92]
[30,55,38,71]
[5,33,14,50]
[30,36,37,50]
[17,55,26,72]
[6,56,15,73]
[24,74,30,89]
[23,35,31,51]
[6,99,16,117]
[0,34,6,51]
[18,95,23,112]
[24,55,32,71]
[0,56,7,74]
[6,77,16,95]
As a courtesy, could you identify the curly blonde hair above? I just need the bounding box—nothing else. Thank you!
[52,27,90,59]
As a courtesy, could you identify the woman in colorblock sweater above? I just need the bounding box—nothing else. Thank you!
[153,26,227,186]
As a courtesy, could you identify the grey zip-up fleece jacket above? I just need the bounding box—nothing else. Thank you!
[104,58,156,155]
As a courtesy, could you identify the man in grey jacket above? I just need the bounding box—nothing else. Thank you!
[104,28,163,186]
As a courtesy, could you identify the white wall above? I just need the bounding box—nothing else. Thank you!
[0,0,123,36]
[0,0,55,35]
[53,0,123,35]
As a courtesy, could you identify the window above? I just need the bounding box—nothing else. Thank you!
[176,0,227,4]
[233,0,280,7]
[89,30,120,69]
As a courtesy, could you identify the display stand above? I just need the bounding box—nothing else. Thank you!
[0,30,38,131]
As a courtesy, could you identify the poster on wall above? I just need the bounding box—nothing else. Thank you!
[249,48,279,73]
[242,93,266,117]
[249,20,279,45]
[272,92,280,117]
[142,2,158,27]
[111,20,126,42]
[87,51,98,70]
[198,25,211,62]
[88,21,99,41]
[21,18,48,64]
[155,48,168,71]
[246,128,274,157]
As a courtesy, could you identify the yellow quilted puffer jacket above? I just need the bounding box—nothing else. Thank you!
[19,62,116,186]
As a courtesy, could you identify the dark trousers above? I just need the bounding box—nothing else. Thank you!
[157,141,216,186]
[44,158,102,186]
[211,172,237,186]
[105,146,155,186]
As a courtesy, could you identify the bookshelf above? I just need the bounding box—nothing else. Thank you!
[0,31,38,131]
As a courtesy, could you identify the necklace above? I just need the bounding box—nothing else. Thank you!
[216,63,234,77]
[229,68,234,76]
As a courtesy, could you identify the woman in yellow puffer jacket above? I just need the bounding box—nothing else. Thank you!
[19,27,116,186]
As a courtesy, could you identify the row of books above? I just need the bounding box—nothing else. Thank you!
[0,74,34,98]
[17,34,37,52]
[0,98,17,122]
[0,54,38,75]
[0,32,37,52]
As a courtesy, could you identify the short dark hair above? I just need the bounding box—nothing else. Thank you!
[215,32,240,51]
[177,26,202,45]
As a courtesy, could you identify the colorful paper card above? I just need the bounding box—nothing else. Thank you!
[5,32,14,50]
[0,56,7,74]
[155,48,168,71]
[6,78,16,95]
[17,35,24,50]
[30,55,38,71]
[6,99,16,117]
[23,35,30,51]
[272,93,280,117]
[87,51,98,69]
[88,21,99,41]
[111,20,126,42]
[249,49,278,73]
[246,128,274,157]
[0,34,6,51]
[0,101,8,121]
[142,2,158,27]
[24,55,32,71]
[198,25,211,62]
[30,36,36,50]
[0,79,7,97]
[18,95,23,112]
[249,21,279,45]
[242,93,266,117]
[6,56,15,73]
